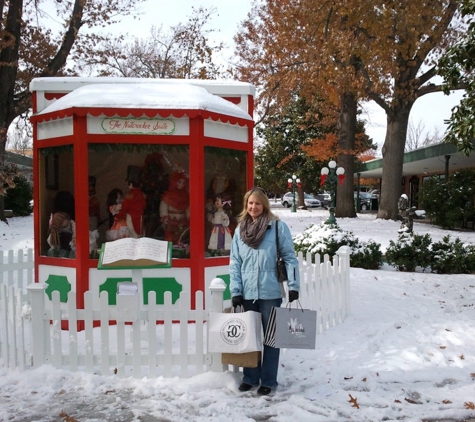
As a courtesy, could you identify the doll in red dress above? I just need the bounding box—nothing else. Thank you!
[115,166,146,238]
[159,171,190,244]
[105,188,139,241]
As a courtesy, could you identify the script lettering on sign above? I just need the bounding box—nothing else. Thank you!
[101,118,176,135]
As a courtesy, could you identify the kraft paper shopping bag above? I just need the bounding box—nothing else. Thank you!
[221,351,261,368]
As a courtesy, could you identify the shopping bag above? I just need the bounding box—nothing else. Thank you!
[208,309,263,353]
[221,351,261,368]
[264,303,317,349]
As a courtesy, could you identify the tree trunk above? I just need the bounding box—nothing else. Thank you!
[0,0,23,220]
[336,92,357,218]
[377,105,412,220]
[0,0,85,217]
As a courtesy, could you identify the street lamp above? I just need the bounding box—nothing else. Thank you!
[320,160,345,224]
[287,174,301,213]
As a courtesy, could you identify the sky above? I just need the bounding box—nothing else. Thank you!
[1,206,475,421]
[108,0,466,150]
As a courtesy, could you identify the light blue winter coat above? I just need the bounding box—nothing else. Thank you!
[229,219,300,300]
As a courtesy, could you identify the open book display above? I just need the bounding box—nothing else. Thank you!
[98,237,172,269]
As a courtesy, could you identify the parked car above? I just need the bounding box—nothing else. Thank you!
[370,189,380,198]
[281,192,321,208]
[315,193,331,208]
[354,192,375,211]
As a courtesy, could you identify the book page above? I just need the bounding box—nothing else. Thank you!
[133,237,169,263]
[101,238,138,265]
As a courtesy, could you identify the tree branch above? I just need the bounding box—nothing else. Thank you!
[416,81,466,98]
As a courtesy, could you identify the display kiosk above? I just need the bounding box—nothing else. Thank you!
[30,77,255,311]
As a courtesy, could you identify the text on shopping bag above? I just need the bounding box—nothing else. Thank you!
[264,306,317,349]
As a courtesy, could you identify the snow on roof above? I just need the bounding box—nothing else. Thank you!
[30,77,255,96]
[37,83,253,121]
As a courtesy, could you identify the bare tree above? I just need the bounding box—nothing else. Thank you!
[406,119,444,151]
[81,7,225,80]
[7,115,32,155]
[0,0,145,219]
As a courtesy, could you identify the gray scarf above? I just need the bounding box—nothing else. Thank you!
[239,213,271,249]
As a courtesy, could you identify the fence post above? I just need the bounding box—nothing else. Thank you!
[208,277,226,372]
[28,283,48,368]
[336,246,352,316]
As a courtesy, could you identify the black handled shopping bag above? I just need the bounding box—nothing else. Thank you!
[264,302,317,349]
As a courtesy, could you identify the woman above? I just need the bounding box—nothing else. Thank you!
[229,187,300,396]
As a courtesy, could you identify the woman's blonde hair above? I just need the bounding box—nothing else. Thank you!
[237,187,278,223]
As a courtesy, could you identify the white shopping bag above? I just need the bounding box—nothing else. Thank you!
[208,309,263,353]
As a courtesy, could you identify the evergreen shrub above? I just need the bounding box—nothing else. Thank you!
[385,233,433,272]
[293,222,383,270]
[420,169,475,229]
[4,174,33,216]
[431,235,475,274]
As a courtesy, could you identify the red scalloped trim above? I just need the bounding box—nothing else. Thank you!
[31,107,252,127]
[44,92,68,100]
[222,97,241,104]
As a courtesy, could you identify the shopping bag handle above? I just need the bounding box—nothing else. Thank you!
[231,305,246,313]
[285,300,304,312]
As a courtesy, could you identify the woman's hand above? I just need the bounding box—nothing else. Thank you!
[289,291,299,303]
[232,295,243,308]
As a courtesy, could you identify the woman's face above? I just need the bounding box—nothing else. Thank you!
[247,193,264,221]
[215,197,223,208]
[117,193,124,204]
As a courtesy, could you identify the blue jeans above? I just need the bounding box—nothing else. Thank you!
[242,298,282,389]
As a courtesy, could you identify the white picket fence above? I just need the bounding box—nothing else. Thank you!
[0,247,351,378]
[0,248,34,295]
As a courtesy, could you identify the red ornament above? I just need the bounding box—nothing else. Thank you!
[320,174,327,186]
[338,174,345,185]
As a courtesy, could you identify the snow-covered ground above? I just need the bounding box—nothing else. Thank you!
[1,208,475,422]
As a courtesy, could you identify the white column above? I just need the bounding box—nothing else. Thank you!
[208,277,226,372]
[27,283,48,367]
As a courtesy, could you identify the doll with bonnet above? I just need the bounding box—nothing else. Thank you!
[207,195,232,251]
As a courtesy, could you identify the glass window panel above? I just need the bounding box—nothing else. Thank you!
[204,147,247,257]
[40,146,75,258]
[88,144,189,259]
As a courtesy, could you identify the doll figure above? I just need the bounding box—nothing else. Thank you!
[88,176,102,230]
[207,195,232,251]
[160,171,190,244]
[88,176,102,252]
[47,191,76,257]
[115,166,146,237]
[47,212,76,257]
[105,188,139,241]
[206,170,237,213]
